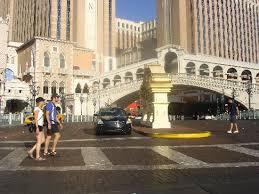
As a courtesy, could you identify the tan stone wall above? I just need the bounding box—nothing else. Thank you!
[73,48,95,72]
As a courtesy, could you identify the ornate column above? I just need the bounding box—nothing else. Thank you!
[141,64,172,129]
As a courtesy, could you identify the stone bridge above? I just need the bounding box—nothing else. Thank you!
[74,46,259,118]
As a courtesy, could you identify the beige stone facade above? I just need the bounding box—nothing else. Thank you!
[116,19,157,67]
[157,0,259,64]
[16,37,94,99]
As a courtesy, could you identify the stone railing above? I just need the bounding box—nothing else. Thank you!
[88,79,143,100]
[171,73,259,94]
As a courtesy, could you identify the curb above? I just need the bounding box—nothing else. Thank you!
[134,129,212,139]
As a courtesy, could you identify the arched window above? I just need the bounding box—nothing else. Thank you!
[60,54,65,68]
[51,81,57,94]
[186,62,196,75]
[44,52,50,67]
[75,83,82,93]
[5,68,14,81]
[199,64,209,76]
[59,82,65,94]
[213,66,223,78]
[43,81,49,94]
[241,70,252,81]
[83,84,89,93]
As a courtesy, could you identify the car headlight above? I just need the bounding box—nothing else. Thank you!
[97,120,104,125]
[126,118,132,124]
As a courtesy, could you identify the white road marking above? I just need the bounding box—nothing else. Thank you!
[0,148,27,170]
[152,146,207,165]
[0,143,259,171]
[81,147,113,166]
[217,144,259,158]
[0,136,150,144]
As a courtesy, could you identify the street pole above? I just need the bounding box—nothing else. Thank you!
[247,80,252,110]
[98,79,101,111]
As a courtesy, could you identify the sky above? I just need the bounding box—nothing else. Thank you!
[116,0,156,22]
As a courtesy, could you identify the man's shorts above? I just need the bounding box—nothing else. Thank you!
[47,124,59,136]
[229,115,237,123]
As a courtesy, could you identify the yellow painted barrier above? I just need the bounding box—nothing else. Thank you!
[134,129,211,139]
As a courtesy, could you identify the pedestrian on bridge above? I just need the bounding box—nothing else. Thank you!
[227,98,240,134]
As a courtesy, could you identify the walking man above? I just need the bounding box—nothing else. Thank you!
[44,94,63,156]
[227,98,240,134]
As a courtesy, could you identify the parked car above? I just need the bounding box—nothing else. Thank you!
[93,107,132,135]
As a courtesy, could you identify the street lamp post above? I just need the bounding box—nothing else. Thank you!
[93,98,97,114]
[29,82,40,111]
[246,80,253,110]
[221,89,225,113]
[80,93,84,116]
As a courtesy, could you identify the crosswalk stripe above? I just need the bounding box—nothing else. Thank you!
[152,146,207,165]
[0,148,27,169]
[81,147,113,167]
[217,144,259,158]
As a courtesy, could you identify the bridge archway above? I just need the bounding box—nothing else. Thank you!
[103,78,111,89]
[136,68,144,80]
[164,52,178,74]
[125,72,133,82]
[113,75,122,86]
[199,64,210,76]
[213,66,223,78]
[112,91,139,109]
[241,70,252,81]
[256,73,259,84]
[227,68,238,80]
[186,62,196,75]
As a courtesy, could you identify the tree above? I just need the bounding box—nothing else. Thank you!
[5,99,29,113]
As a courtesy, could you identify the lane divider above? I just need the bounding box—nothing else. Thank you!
[134,129,212,139]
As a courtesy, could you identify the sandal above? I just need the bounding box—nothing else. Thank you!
[50,151,57,156]
[27,152,34,159]
[35,157,46,161]
[43,152,50,156]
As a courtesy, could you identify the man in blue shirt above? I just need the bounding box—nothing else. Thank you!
[44,94,63,156]
[227,98,240,134]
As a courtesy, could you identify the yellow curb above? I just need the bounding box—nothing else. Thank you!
[135,129,212,139]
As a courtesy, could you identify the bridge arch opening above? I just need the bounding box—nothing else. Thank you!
[103,78,111,89]
[241,70,252,82]
[136,68,144,80]
[227,68,238,80]
[213,66,223,78]
[256,73,259,84]
[125,72,133,82]
[114,75,122,86]
[164,52,178,73]
[199,64,209,76]
[186,62,196,75]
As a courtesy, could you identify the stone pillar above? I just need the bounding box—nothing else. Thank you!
[152,92,171,129]
[141,64,172,129]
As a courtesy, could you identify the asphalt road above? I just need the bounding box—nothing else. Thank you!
[0,120,259,194]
